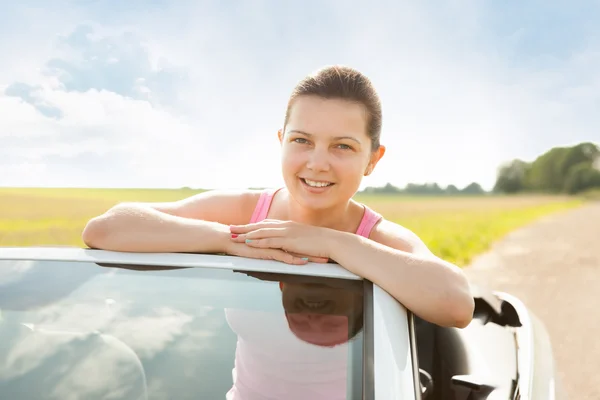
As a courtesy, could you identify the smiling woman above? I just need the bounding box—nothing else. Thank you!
[279,97,382,214]
[82,65,474,329]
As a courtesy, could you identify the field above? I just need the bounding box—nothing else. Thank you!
[0,187,585,267]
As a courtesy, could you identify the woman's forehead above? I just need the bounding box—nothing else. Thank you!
[286,96,369,139]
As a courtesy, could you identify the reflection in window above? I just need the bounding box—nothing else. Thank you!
[0,260,365,400]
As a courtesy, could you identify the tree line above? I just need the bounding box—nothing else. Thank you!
[361,141,600,196]
[493,142,600,194]
[361,182,486,195]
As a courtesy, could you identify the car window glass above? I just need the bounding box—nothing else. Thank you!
[0,259,365,400]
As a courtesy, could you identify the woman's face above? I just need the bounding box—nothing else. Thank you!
[281,281,363,347]
[279,95,384,210]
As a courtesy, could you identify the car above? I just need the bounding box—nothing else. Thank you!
[0,246,562,400]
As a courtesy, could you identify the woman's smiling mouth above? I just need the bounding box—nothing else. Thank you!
[300,178,335,188]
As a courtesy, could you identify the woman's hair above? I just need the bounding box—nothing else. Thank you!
[284,65,382,151]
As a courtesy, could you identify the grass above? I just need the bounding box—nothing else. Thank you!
[0,188,585,267]
[354,193,583,266]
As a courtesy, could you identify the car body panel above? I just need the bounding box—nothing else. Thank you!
[0,246,360,280]
[411,285,563,400]
[372,285,417,399]
[495,292,560,400]
[0,247,562,399]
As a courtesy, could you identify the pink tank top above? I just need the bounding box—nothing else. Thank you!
[249,188,382,238]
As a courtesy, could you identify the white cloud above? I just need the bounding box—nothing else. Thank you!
[0,89,217,187]
[1,1,598,190]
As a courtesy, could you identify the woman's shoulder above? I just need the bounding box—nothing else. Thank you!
[185,188,265,208]
[354,202,383,238]
[207,188,272,223]
[368,215,432,256]
[149,188,269,225]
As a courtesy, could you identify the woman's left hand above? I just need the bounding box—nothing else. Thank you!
[229,220,336,261]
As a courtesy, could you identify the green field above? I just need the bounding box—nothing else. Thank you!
[0,188,585,267]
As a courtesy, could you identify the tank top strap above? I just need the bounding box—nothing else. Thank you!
[355,205,383,238]
[249,188,281,223]
[250,190,382,237]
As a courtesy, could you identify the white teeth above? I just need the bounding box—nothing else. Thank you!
[304,179,332,188]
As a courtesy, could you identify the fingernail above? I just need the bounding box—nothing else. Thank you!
[245,239,252,243]
[302,257,308,261]
[231,234,238,238]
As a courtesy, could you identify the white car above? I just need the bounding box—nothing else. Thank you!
[0,246,561,399]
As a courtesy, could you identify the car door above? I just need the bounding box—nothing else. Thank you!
[370,284,419,399]
[0,254,370,400]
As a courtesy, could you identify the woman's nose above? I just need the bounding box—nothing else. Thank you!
[306,148,331,172]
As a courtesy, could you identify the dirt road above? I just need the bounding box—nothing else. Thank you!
[465,201,600,399]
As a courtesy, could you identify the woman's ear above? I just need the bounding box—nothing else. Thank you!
[365,145,386,175]
[277,129,284,144]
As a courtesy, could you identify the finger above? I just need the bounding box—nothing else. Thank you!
[229,222,273,233]
[243,237,285,249]
[243,239,326,263]
[230,220,289,233]
[252,248,308,265]
[274,251,310,265]
[231,242,307,265]
[230,228,286,242]
[288,253,329,263]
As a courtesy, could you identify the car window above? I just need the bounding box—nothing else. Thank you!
[0,259,366,400]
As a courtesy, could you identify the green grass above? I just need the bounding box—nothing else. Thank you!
[353,193,583,266]
[0,188,585,267]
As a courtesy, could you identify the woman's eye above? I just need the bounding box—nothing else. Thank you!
[293,138,309,144]
[337,144,352,150]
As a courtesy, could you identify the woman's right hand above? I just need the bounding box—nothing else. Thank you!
[224,239,329,265]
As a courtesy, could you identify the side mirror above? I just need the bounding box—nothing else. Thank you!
[451,375,496,400]
[419,368,434,399]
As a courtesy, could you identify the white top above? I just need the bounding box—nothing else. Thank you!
[225,306,352,400]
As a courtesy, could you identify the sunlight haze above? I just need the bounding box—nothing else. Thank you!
[1,1,598,191]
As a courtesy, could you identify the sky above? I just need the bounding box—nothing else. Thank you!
[1,1,599,191]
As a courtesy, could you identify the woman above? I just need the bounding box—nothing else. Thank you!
[82,65,474,329]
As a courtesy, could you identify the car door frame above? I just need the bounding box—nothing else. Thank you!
[369,283,420,399]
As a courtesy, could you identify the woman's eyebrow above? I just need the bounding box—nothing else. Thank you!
[288,129,362,144]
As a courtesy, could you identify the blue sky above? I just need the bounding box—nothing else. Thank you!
[1,0,598,190]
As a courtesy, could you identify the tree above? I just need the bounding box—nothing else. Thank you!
[461,182,485,194]
[493,141,600,194]
[563,162,600,194]
[493,159,530,193]
[526,142,599,192]
[446,184,460,194]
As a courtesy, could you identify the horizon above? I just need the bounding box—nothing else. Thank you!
[2,1,599,191]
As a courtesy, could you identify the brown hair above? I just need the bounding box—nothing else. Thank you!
[284,65,382,151]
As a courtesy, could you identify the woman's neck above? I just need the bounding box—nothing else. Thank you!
[280,190,362,232]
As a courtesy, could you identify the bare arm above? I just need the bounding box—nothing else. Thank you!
[227,218,474,327]
[82,190,319,264]
[81,190,258,253]
[329,220,474,328]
